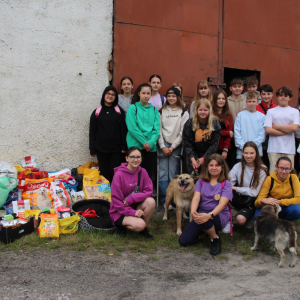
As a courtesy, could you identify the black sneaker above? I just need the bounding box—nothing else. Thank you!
[140,227,153,239]
[115,227,126,237]
[210,237,221,256]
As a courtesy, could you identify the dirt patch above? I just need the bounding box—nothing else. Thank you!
[0,247,300,300]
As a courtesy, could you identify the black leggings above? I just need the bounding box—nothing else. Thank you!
[140,149,156,180]
[96,151,121,183]
[179,214,222,246]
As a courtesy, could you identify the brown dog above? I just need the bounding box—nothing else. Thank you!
[251,204,297,267]
[163,174,195,236]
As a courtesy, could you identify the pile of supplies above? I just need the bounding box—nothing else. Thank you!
[0,156,114,243]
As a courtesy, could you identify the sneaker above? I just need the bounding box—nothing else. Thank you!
[222,221,231,234]
[210,237,221,256]
[245,217,255,229]
[115,227,126,237]
[140,227,153,239]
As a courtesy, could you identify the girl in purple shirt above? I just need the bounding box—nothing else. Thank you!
[179,153,233,255]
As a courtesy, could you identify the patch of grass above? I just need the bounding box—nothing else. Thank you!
[0,216,283,260]
[217,254,228,260]
[147,256,159,261]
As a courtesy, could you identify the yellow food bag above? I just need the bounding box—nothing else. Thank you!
[58,213,81,234]
[22,178,54,209]
[24,210,40,219]
[39,213,59,238]
[83,168,111,201]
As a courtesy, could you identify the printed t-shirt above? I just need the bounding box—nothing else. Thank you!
[194,179,233,228]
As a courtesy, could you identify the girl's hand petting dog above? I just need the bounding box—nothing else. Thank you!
[261,198,279,205]
[135,209,144,218]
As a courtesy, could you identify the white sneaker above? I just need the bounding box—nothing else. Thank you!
[222,221,232,234]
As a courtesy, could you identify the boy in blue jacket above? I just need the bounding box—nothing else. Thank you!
[234,91,266,162]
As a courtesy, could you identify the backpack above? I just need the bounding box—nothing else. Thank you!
[160,95,165,107]
[95,105,121,118]
[200,179,233,236]
[269,175,294,196]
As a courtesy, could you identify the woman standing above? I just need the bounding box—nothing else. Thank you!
[183,99,221,175]
[211,89,233,161]
[126,84,160,179]
[89,86,127,183]
[158,87,189,208]
[118,76,134,114]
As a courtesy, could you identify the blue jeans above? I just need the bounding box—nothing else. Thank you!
[254,204,300,221]
[158,140,181,204]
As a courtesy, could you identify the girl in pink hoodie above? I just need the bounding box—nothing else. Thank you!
[109,147,156,238]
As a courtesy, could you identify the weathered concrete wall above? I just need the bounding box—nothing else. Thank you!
[0,0,113,171]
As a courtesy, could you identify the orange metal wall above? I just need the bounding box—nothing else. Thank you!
[223,0,300,105]
[113,0,300,106]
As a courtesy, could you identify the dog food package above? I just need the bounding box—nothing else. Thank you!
[22,178,54,210]
[70,190,85,204]
[13,200,30,218]
[39,213,59,238]
[20,156,37,168]
[82,168,111,201]
[50,182,71,209]
[56,206,71,219]
[48,168,71,178]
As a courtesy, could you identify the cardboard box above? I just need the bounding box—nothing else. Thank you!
[0,217,34,244]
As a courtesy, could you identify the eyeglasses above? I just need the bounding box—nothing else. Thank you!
[277,167,291,172]
[106,92,116,98]
[128,156,142,161]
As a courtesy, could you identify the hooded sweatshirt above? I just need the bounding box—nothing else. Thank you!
[109,163,153,223]
[227,95,247,123]
[255,172,300,208]
[125,101,160,152]
[89,86,127,155]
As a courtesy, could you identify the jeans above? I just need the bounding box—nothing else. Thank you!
[158,140,181,204]
[254,204,300,221]
[179,213,222,246]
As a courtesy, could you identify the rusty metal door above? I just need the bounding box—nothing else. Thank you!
[112,0,224,106]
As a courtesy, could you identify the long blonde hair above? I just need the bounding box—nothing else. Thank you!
[193,80,213,102]
[192,99,215,131]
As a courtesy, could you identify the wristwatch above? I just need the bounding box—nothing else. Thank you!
[210,212,214,219]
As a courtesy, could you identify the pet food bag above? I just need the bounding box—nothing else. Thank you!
[3,187,18,214]
[70,190,85,204]
[83,168,111,201]
[50,182,71,209]
[13,200,30,218]
[39,213,59,238]
[22,178,54,210]
[58,213,81,234]
[20,156,37,168]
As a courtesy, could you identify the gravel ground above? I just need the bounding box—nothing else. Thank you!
[0,247,300,300]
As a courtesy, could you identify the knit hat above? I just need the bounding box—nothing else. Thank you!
[166,87,181,97]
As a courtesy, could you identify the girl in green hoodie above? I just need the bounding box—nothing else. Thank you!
[125,83,160,178]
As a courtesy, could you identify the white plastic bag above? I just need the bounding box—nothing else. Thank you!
[0,162,17,178]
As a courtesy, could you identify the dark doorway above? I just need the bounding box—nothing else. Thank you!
[224,67,261,96]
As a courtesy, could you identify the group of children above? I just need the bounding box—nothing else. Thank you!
[89,74,300,255]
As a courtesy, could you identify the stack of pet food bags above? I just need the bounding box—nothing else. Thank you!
[1,157,81,239]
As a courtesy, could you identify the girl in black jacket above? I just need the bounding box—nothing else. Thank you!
[183,99,221,175]
[89,86,127,183]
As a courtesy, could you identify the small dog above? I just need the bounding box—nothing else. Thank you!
[163,174,195,236]
[56,188,68,207]
[36,187,52,211]
[251,204,297,267]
